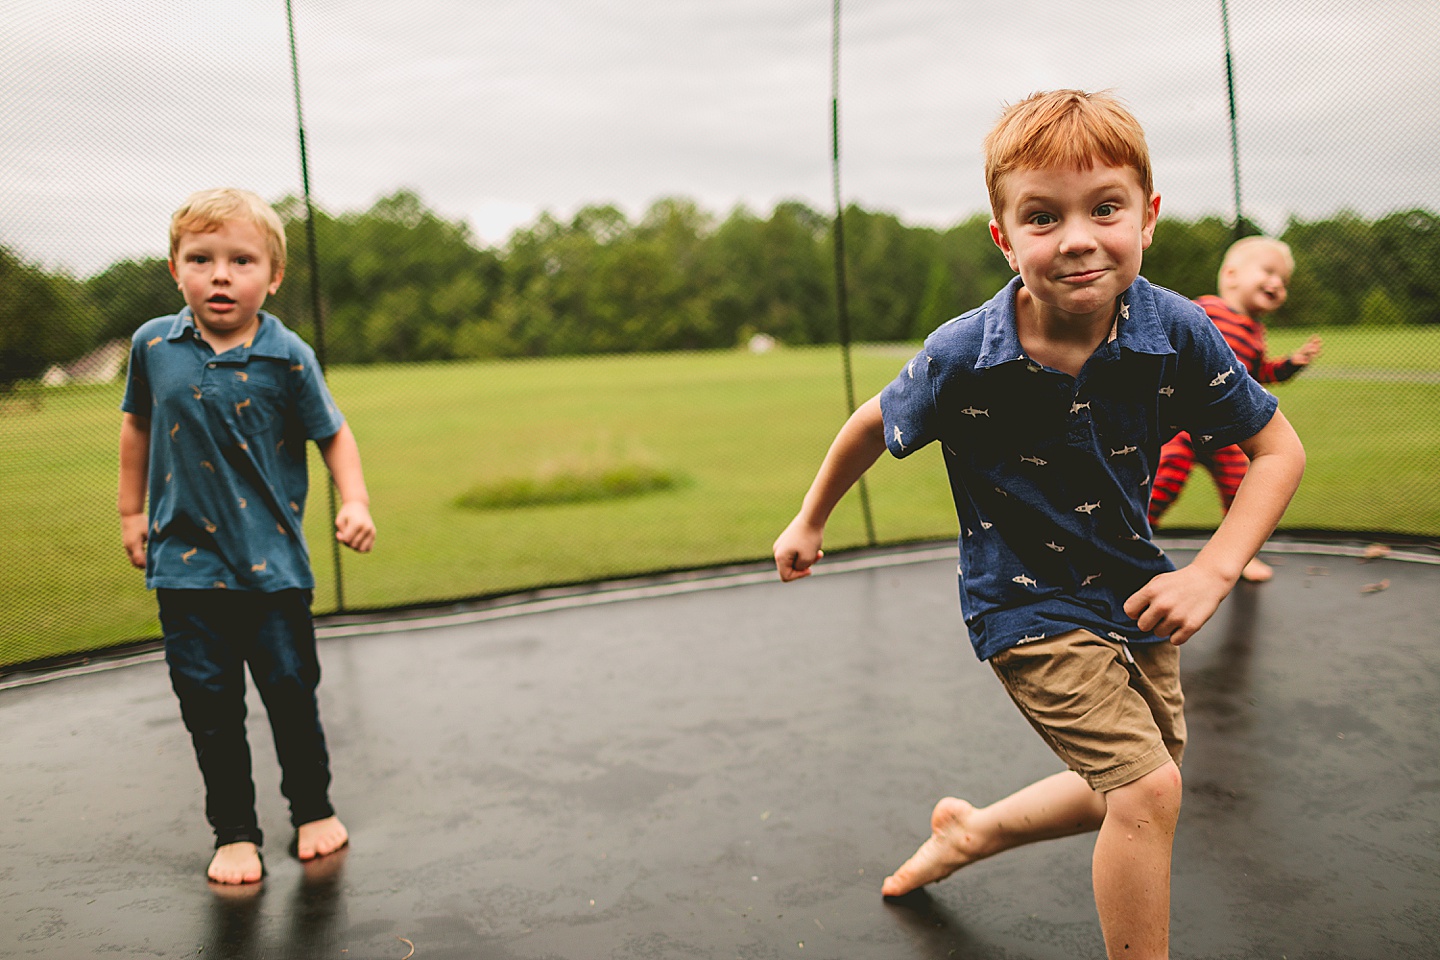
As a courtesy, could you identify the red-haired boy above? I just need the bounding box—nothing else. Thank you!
[773,91,1305,959]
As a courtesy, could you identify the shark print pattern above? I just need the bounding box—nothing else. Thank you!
[873,276,1279,661]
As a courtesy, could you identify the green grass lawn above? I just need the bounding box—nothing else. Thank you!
[3,325,1437,666]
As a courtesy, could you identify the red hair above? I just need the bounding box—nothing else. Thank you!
[984,90,1153,219]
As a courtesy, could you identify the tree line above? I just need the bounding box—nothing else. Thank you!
[4,190,1437,383]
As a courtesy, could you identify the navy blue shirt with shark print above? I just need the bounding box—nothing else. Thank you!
[880,275,1278,661]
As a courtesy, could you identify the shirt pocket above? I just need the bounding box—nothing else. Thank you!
[207,366,286,439]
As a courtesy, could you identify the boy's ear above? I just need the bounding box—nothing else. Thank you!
[1140,193,1161,251]
[989,219,1020,272]
[267,264,285,295]
[168,259,180,286]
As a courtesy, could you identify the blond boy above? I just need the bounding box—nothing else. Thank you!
[119,188,374,884]
[1149,236,1322,580]
[773,91,1304,958]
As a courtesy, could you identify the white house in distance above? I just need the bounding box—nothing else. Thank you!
[41,339,127,387]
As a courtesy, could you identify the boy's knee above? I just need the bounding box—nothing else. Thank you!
[1107,762,1182,822]
[172,680,247,735]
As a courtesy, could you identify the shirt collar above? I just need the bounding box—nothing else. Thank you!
[975,275,1174,370]
[164,308,288,359]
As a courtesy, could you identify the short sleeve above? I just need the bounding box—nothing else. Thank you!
[120,331,152,418]
[1170,308,1278,451]
[879,346,943,459]
[288,341,346,441]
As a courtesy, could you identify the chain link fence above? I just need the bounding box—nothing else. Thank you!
[3,0,1437,668]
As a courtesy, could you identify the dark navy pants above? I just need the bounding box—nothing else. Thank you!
[158,589,335,848]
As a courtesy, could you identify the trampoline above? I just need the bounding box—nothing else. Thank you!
[1,538,1436,959]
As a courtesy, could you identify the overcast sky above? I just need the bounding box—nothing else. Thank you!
[3,0,1437,276]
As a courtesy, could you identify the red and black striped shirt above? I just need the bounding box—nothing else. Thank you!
[1194,295,1299,385]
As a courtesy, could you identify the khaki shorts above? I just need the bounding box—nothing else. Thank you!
[989,629,1185,793]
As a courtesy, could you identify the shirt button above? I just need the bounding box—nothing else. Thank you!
[208,363,216,369]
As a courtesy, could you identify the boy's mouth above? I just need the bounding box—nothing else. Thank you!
[208,295,237,305]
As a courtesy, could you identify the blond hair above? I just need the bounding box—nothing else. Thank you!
[983,89,1153,220]
[169,188,287,275]
[1220,235,1294,283]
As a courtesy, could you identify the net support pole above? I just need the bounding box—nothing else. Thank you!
[1220,0,1245,240]
[286,0,345,611]
[830,0,877,547]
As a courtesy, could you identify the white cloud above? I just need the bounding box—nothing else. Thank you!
[2,0,1436,275]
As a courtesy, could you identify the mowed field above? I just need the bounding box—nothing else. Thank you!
[3,326,1438,665]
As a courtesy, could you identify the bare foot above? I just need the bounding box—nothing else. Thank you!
[300,840,349,883]
[208,842,264,885]
[296,815,348,861]
[882,798,990,897]
[1241,557,1273,582]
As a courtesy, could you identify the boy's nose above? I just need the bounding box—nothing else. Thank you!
[1058,223,1098,254]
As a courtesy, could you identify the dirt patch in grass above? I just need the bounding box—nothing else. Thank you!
[455,461,686,510]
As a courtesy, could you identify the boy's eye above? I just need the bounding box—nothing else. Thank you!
[1029,212,1057,226]
[1094,203,1117,217]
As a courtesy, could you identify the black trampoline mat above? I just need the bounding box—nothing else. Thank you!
[2,542,1436,959]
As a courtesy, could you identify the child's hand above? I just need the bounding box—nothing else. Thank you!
[773,518,825,582]
[334,501,376,553]
[1291,335,1323,367]
[1123,562,1233,645]
[121,514,148,569]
